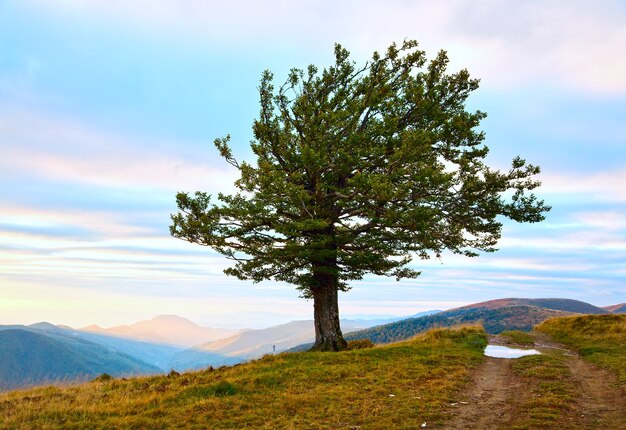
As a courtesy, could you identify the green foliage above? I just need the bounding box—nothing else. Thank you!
[177,381,237,400]
[170,40,549,298]
[0,327,487,429]
[93,374,112,382]
[537,314,626,386]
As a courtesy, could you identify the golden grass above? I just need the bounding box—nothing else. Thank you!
[0,326,487,429]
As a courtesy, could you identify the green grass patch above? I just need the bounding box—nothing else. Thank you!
[0,326,487,429]
[537,314,626,386]
[499,330,535,346]
[177,381,238,401]
[509,351,577,429]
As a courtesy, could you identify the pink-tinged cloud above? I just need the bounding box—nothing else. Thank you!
[572,211,626,230]
[0,203,154,238]
[21,0,626,93]
[0,109,238,192]
[541,169,626,202]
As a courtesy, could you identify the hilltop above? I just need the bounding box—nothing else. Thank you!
[0,316,399,392]
[188,320,365,359]
[451,298,608,314]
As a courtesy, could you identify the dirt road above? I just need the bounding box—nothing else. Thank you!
[441,334,626,429]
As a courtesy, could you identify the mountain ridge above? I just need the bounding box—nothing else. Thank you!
[340,298,608,346]
[451,297,608,314]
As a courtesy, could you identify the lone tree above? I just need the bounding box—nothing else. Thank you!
[170,40,550,351]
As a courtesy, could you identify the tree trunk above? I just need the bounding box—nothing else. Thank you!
[310,283,348,351]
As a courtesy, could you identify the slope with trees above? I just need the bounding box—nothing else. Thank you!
[343,297,609,344]
[344,305,573,344]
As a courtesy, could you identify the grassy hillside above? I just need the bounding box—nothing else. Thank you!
[536,314,626,386]
[0,329,160,392]
[0,326,487,429]
[345,305,572,344]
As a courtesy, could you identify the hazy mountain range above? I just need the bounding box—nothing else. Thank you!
[0,326,161,391]
[0,312,416,391]
[81,315,241,348]
[1,300,623,392]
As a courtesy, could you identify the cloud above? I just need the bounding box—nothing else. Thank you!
[2,1,625,326]
[439,1,626,94]
[0,109,238,192]
[19,0,626,94]
[0,203,154,240]
[541,169,626,202]
[572,211,626,230]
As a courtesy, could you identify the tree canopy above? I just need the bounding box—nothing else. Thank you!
[170,40,550,351]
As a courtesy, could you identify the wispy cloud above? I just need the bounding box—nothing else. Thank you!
[20,0,626,93]
[0,109,237,192]
[541,170,626,202]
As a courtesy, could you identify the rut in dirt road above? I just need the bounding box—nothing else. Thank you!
[441,357,522,430]
[566,356,626,428]
[537,334,626,429]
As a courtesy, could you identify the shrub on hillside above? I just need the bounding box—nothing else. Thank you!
[346,339,375,350]
[93,373,112,382]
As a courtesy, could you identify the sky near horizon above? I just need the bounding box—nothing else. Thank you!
[1,0,625,328]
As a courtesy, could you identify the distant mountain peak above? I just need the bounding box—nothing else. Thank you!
[29,322,58,329]
[79,315,240,348]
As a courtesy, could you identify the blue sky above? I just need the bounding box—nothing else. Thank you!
[1,0,625,328]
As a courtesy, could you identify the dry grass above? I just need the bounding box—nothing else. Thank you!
[0,326,487,429]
